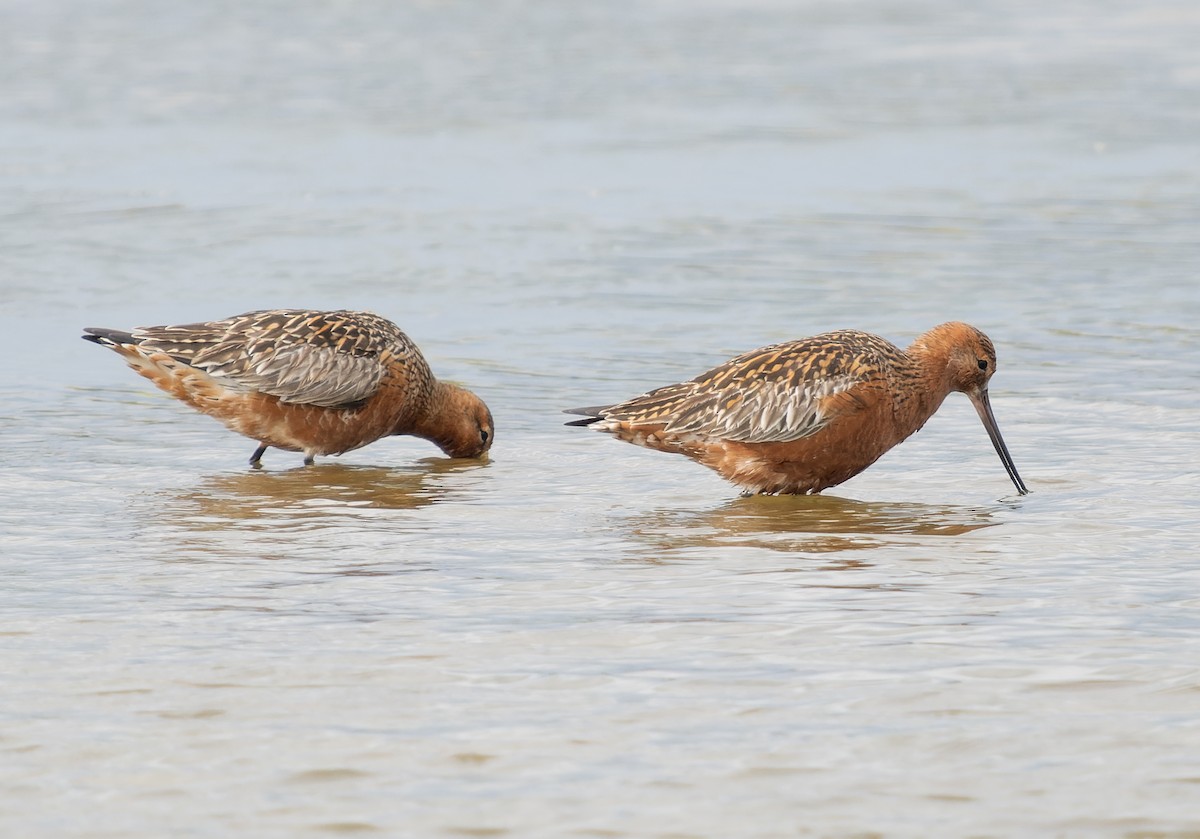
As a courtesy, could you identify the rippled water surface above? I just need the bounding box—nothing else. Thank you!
[3,1,1200,836]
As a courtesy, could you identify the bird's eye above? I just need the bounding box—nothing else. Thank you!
[480,428,490,443]
[977,359,988,371]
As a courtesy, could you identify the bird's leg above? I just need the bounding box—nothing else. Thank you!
[249,444,268,466]
[303,453,315,466]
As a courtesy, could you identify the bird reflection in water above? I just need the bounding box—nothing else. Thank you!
[169,459,487,529]
[626,494,998,559]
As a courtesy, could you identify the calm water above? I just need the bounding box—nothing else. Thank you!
[3,0,1200,836]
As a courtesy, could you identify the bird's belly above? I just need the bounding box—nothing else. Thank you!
[128,352,399,456]
[695,438,883,494]
[604,408,904,495]
[704,410,905,493]
[212,393,401,456]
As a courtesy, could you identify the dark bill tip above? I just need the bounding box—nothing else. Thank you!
[969,389,1029,496]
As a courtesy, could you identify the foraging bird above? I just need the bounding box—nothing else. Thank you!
[83,309,493,465]
[566,322,1027,496]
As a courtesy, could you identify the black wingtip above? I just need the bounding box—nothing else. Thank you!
[82,327,136,346]
[563,405,611,427]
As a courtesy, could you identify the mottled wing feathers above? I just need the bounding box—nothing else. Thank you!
[597,331,900,443]
[205,342,387,408]
[132,310,425,409]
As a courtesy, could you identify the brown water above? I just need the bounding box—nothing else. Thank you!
[3,1,1200,836]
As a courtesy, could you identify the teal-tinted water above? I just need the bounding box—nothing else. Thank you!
[3,1,1200,836]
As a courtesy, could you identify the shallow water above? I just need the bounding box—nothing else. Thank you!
[3,0,1200,836]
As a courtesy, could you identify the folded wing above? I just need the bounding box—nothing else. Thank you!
[132,309,417,409]
[597,332,895,443]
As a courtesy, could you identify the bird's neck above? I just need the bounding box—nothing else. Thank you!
[404,380,473,457]
[895,335,957,437]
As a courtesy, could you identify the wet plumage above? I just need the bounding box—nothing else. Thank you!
[83,309,493,465]
[566,322,1027,496]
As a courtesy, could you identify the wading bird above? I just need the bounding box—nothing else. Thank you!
[566,322,1026,496]
[84,309,493,466]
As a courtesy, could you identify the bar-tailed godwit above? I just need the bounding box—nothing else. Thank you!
[566,322,1027,496]
[84,309,493,465]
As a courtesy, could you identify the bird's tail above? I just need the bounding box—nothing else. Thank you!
[563,406,610,427]
[82,327,138,348]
